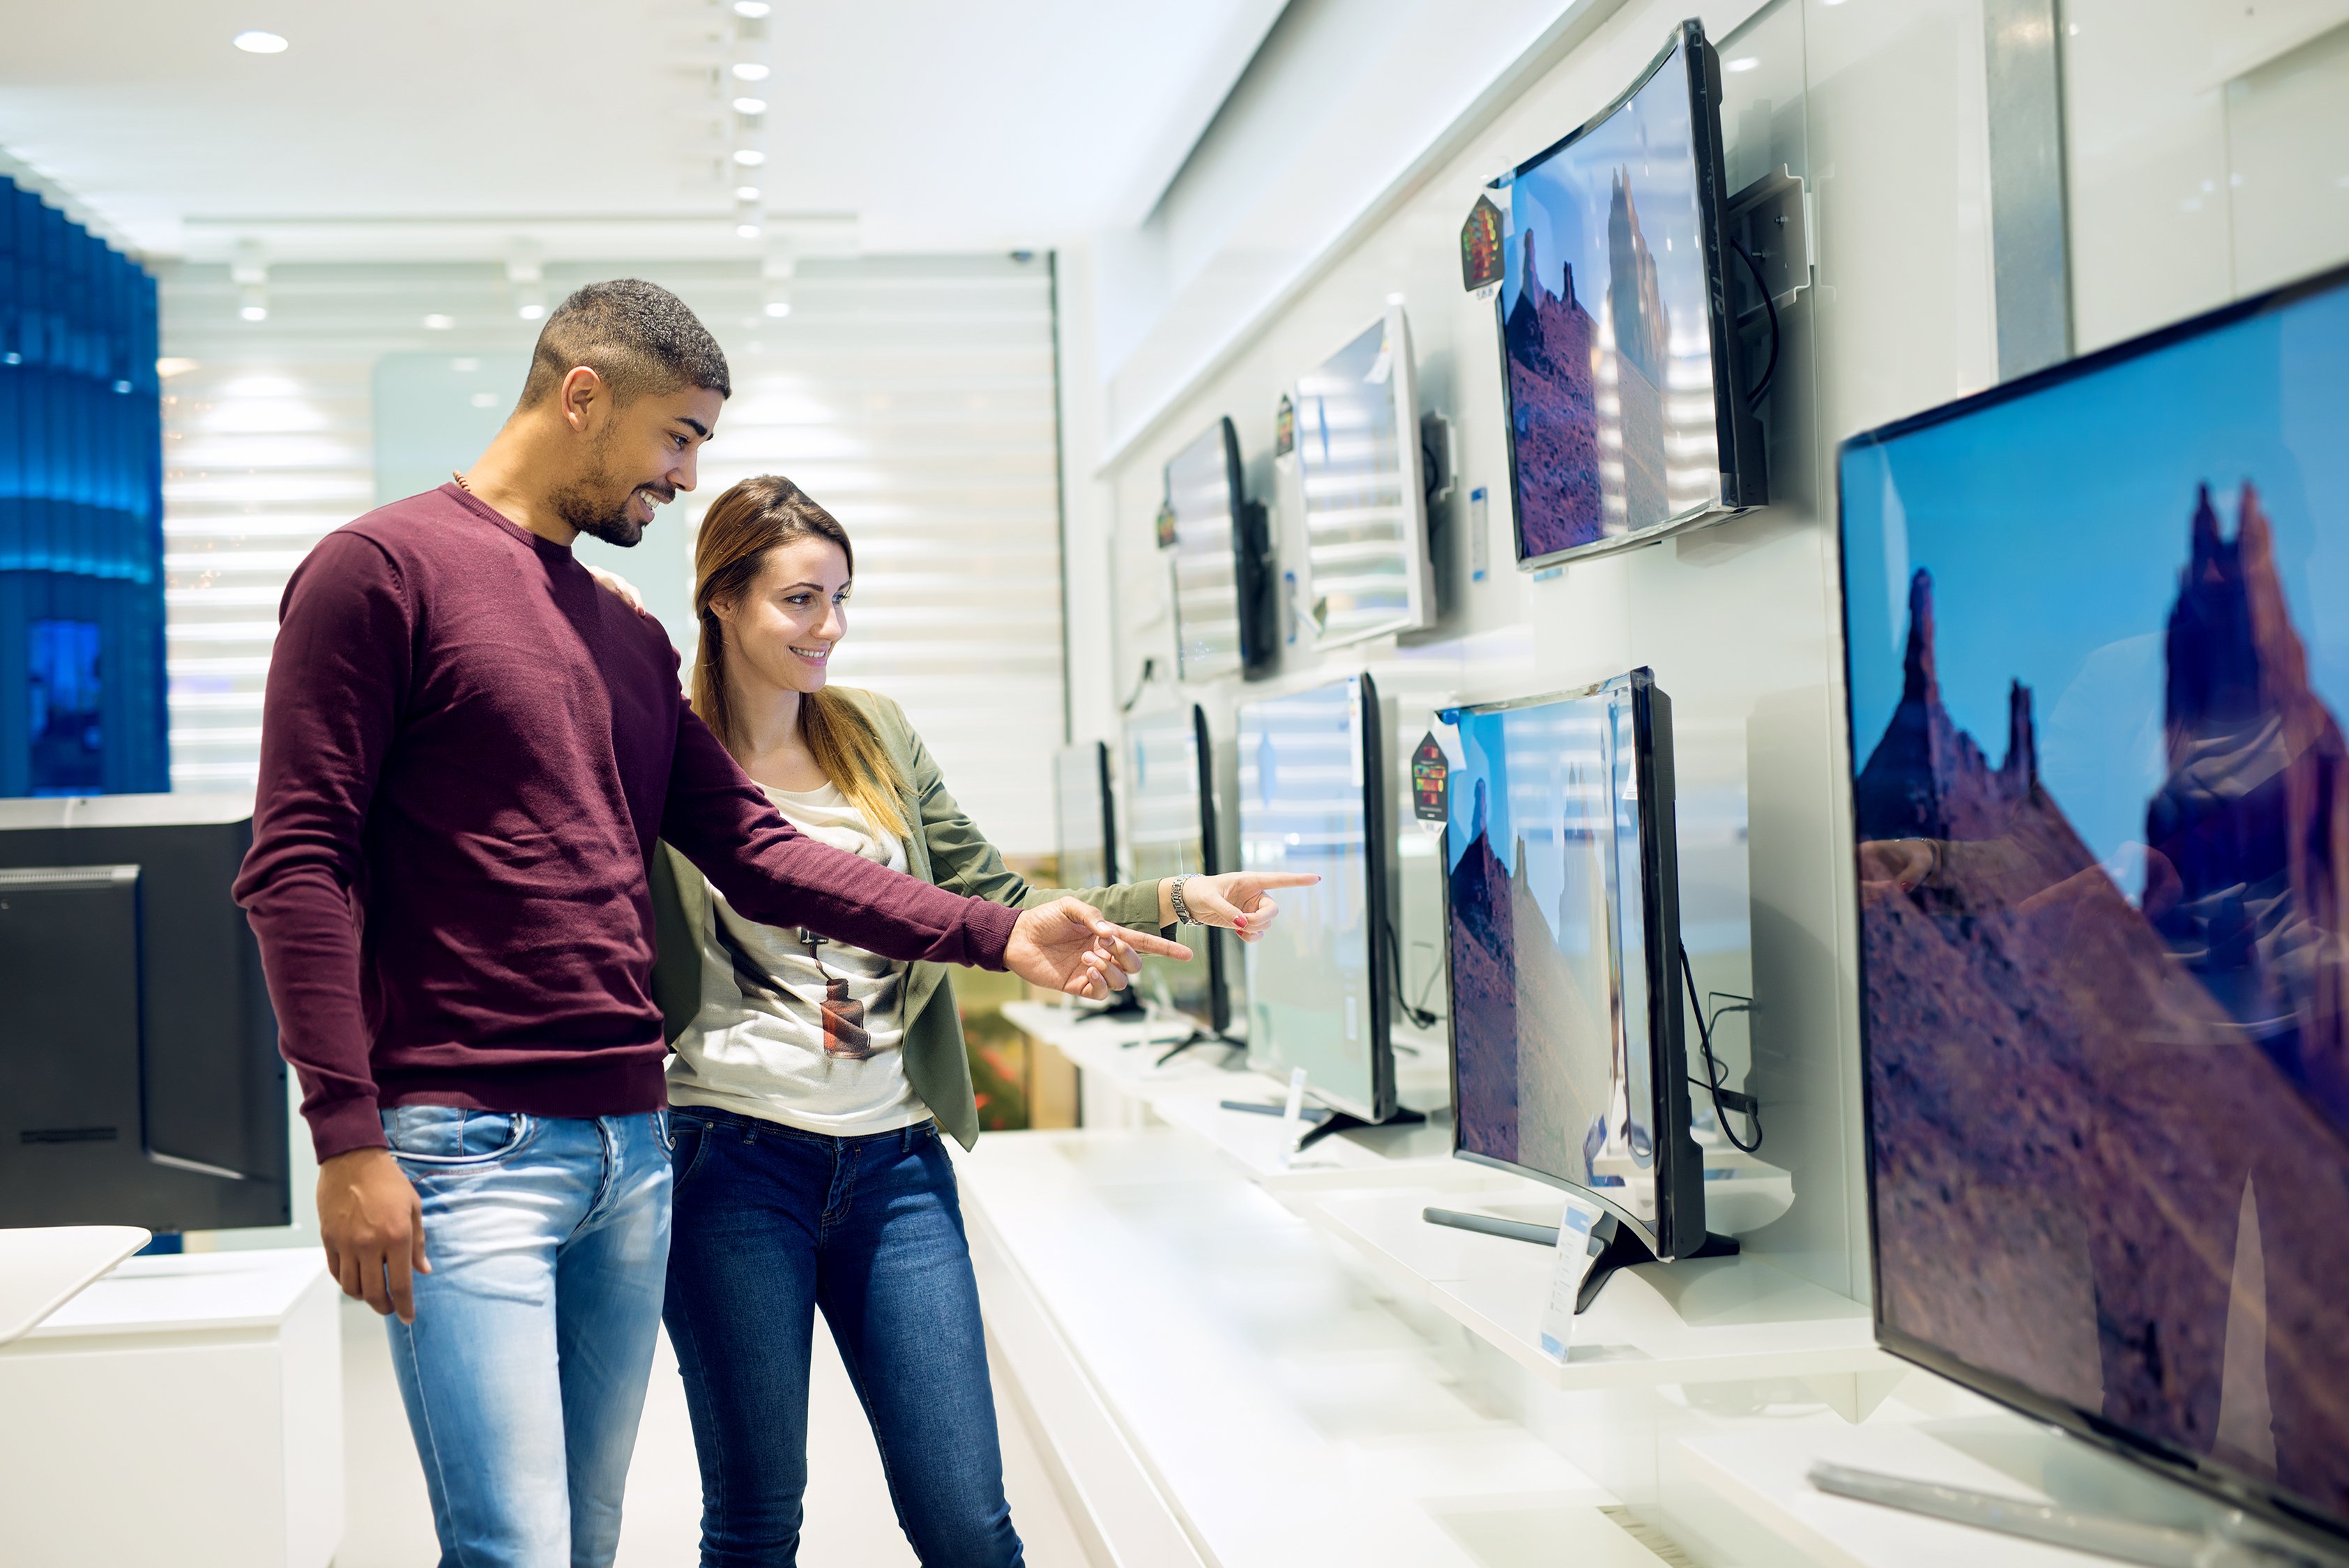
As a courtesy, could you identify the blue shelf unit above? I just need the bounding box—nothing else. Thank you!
[0,178,168,796]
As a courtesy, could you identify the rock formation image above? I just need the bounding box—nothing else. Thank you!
[1855,498,2349,1522]
[1605,170,1671,530]
[1502,229,1604,557]
[1450,779,1521,1159]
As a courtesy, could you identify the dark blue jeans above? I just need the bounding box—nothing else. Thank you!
[662,1107,1024,1567]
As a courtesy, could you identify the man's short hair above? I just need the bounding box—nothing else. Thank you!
[517,279,732,409]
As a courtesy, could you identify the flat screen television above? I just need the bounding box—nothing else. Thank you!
[1837,261,2349,1551]
[1237,672,1404,1127]
[0,793,290,1233]
[1442,669,1716,1275]
[1493,19,1765,571]
[1054,741,1117,890]
[1122,703,1226,1033]
[1288,305,1435,648]
[1166,418,1275,682]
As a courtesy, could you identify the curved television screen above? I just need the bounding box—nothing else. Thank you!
[1494,21,1758,570]
[1238,673,1392,1122]
[1839,265,2349,1544]
[1291,307,1432,648]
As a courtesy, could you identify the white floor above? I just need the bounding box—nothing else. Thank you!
[333,1297,1093,1567]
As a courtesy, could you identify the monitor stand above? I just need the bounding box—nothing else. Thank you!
[1219,1099,1427,1150]
[1072,989,1146,1023]
[1422,1205,1739,1313]
[1153,1030,1245,1067]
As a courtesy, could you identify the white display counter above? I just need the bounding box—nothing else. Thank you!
[0,1249,344,1568]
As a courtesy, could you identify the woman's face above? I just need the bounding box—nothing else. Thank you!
[711,535,851,698]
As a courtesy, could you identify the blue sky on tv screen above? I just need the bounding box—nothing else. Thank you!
[1500,40,1709,344]
[1842,282,2349,890]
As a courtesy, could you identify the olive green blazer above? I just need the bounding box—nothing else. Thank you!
[649,687,1164,1150]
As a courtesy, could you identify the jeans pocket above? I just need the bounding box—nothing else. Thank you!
[669,1113,714,1194]
[654,1108,676,1157]
[383,1106,532,1166]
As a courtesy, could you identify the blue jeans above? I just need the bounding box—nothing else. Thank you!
[381,1106,673,1568]
[662,1107,1022,1567]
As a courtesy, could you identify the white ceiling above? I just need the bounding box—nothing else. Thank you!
[0,0,1286,261]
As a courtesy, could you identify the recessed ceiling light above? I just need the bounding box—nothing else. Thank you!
[156,357,199,379]
[731,61,770,82]
[1726,56,1759,72]
[764,300,792,319]
[733,1,772,16]
[732,96,768,115]
[234,30,288,53]
[731,148,767,167]
[240,304,269,322]
[423,314,455,330]
[733,185,761,202]
[736,223,763,240]
[518,303,546,321]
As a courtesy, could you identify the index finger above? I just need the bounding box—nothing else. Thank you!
[387,1244,417,1325]
[1252,873,1322,888]
[1123,928,1194,962]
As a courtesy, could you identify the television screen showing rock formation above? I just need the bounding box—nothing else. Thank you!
[1445,677,1665,1234]
[1840,277,2349,1535]
[1239,675,1381,1118]
[1498,36,1721,565]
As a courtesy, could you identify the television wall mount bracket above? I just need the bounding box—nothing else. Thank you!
[1726,166,1814,314]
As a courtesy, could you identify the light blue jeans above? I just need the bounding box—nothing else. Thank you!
[381,1106,673,1568]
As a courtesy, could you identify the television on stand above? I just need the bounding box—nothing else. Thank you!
[1286,305,1436,650]
[1054,740,1140,1019]
[1429,669,1733,1310]
[1231,672,1423,1148]
[1166,418,1276,683]
[1492,18,1766,572]
[1835,260,2349,1560]
[0,793,290,1235]
[1121,703,1229,1052]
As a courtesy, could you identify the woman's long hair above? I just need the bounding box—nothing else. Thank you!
[691,475,909,841]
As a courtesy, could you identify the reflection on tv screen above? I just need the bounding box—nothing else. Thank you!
[1500,33,1720,561]
[1841,277,2349,1532]
[1447,678,1661,1230]
[1125,707,1212,1027]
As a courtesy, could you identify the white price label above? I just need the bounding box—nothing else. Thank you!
[1538,1201,1608,1360]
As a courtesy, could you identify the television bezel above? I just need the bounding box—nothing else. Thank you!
[1236,671,1400,1125]
[1441,668,1705,1258]
[1833,256,2349,1555]
[1489,18,1766,575]
[1288,304,1436,648]
[1166,417,1276,682]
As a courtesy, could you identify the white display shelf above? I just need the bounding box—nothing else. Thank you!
[957,1127,1669,1568]
[0,1224,151,1345]
[1005,998,1473,1190]
[1296,1183,1894,1392]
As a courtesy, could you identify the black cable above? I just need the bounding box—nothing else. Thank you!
[1386,918,1441,1030]
[1118,657,1157,714]
[1679,941,1762,1153]
[1730,238,1780,408]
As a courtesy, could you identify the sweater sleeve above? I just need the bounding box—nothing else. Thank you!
[659,692,1019,968]
[231,533,413,1162]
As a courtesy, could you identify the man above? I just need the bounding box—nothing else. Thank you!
[234,278,1182,1567]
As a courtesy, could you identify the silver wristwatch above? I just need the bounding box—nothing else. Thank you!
[1169,874,1200,926]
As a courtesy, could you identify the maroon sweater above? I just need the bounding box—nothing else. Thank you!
[234,485,1019,1161]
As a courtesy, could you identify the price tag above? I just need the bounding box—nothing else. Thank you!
[1538,1200,1608,1360]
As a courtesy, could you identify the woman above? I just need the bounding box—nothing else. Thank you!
[642,474,1309,1567]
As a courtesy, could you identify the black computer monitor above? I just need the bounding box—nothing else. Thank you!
[1238,672,1408,1129]
[0,794,289,1233]
[1441,670,1719,1293]
[1493,19,1765,570]
[1054,740,1117,890]
[1166,418,1275,681]
[1121,704,1226,1033]
[1837,261,2349,1551]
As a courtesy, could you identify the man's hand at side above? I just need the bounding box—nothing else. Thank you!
[1005,897,1192,1000]
[317,1147,429,1323]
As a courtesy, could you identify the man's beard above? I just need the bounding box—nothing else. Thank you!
[550,448,671,547]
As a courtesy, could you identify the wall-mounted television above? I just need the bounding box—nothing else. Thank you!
[1166,418,1275,682]
[1238,673,1411,1132]
[1493,19,1765,571]
[1838,262,2349,1553]
[1440,670,1723,1293]
[1288,305,1435,648]
[1122,703,1226,1033]
[0,794,289,1234]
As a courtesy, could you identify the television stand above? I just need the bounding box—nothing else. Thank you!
[1218,1099,1426,1150]
[1154,1030,1245,1067]
[1422,1205,1739,1312]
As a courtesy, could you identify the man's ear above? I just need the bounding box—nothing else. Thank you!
[559,365,606,434]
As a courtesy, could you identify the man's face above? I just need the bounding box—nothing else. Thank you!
[550,381,724,547]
